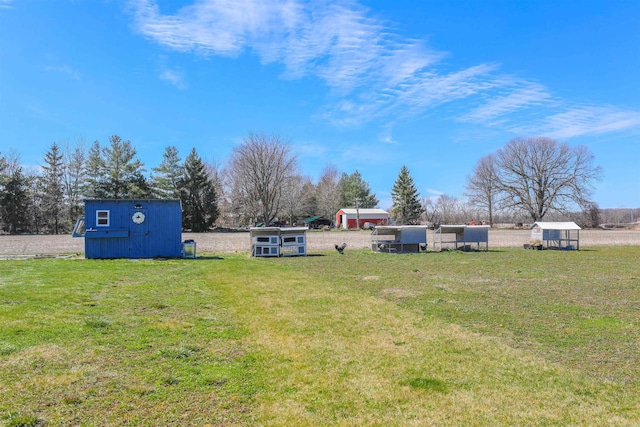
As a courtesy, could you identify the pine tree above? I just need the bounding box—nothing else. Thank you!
[338,170,378,208]
[179,148,218,232]
[0,166,30,233]
[101,135,145,199]
[152,146,182,199]
[391,165,424,225]
[40,142,66,233]
[83,141,106,198]
[83,136,147,199]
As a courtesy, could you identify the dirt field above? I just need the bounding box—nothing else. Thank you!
[1,229,639,257]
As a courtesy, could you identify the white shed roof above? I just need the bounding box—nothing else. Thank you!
[531,222,581,230]
[435,224,490,234]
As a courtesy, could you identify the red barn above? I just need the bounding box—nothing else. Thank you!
[335,208,389,229]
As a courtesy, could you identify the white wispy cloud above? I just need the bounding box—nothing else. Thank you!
[510,105,640,139]
[460,80,552,125]
[44,64,81,80]
[128,0,640,138]
[0,0,13,10]
[159,68,187,89]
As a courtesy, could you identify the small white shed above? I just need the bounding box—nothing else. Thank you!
[530,222,581,250]
[434,225,489,251]
[370,226,428,253]
[250,226,308,257]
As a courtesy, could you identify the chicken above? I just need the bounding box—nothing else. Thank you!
[335,242,347,254]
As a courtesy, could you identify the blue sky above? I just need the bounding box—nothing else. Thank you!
[1,0,639,209]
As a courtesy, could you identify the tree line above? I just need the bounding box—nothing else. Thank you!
[0,134,604,234]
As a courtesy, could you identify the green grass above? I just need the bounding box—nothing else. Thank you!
[0,247,638,426]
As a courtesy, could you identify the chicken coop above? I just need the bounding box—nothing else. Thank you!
[370,226,428,253]
[530,222,581,250]
[73,199,183,259]
[434,225,489,251]
[250,226,308,257]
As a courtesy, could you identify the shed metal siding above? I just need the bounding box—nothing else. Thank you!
[84,199,182,259]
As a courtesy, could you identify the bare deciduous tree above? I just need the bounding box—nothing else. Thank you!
[315,164,341,220]
[281,175,315,225]
[465,154,499,226]
[64,139,86,225]
[228,132,297,226]
[494,137,602,222]
[432,194,462,225]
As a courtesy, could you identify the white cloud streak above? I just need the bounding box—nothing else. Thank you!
[510,105,640,139]
[159,68,187,89]
[44,64,81,80]
[128,0,640,138]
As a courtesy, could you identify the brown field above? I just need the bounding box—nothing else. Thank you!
[0,228,639,257]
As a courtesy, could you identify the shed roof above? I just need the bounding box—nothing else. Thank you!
[531,222,581,230]
[375,225,428,230]
[435,224,490,234]
[250,226,308,232]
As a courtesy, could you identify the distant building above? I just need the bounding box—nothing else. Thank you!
[335,208,389,229]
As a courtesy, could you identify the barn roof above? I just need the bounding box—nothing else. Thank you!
[531,221,581,230]
[339,208,388,215]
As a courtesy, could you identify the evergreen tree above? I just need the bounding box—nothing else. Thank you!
[0,166,30,233]
[82,136,147,199]
[83,140,106,198]
[179,148,218,232]
[0,153,7,180]
[0,153,8,231]
[338,170,378,208]
[391,165,424,224]
[101,135,146,199]
[40,142,66,233]
[152,146,182,199]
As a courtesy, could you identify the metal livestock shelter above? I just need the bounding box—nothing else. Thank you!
[73,199,183,259]
[434,225,490,251]
[530,222,581,250]
[370,226,428,253]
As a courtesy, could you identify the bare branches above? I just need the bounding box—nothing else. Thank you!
[228,132,298,225]
[493,137,602,221]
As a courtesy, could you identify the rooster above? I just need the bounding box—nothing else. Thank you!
[335,242,347,254]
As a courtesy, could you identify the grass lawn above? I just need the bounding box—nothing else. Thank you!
[1,246,638,426]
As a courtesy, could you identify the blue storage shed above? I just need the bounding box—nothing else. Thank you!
[73,199,182,259]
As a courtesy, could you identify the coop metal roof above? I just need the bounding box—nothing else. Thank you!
[531,222,581,230]
[435,224,490,234]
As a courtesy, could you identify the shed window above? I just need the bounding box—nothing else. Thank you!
[96,210,110,227]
